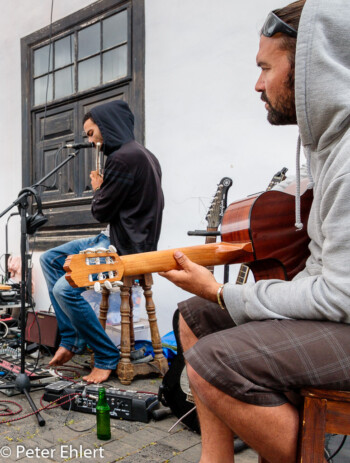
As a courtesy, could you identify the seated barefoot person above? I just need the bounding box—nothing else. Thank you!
[40,100,164,383]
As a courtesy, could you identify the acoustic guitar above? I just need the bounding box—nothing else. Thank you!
[64,181,312,287]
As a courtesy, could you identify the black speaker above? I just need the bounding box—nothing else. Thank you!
[25,311,60,348]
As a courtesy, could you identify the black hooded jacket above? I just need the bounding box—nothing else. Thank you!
[90,100,164,255]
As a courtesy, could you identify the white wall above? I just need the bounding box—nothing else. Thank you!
[0,0,299,336]
[0,0,93,287]
[144,0,299,334]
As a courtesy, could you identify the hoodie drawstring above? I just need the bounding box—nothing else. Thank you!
[306,146,315,190]
[295,136,303,230]
[295,135,314,231]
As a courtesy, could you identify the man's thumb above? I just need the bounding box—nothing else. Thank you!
[173,251,189,269]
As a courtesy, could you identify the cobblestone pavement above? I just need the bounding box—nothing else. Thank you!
[0,353,258,463]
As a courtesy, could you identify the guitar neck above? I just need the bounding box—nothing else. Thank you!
[64,241,253,288]
[120,241,252,277]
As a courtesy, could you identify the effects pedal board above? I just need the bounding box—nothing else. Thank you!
[43,380,159,423]
[0,356,59,396]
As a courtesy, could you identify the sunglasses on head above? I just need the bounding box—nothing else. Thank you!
[261,11,297,38]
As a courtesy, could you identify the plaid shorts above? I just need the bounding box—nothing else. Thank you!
[179,296,350,406]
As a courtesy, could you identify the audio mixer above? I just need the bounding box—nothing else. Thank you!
[43,380,159,423]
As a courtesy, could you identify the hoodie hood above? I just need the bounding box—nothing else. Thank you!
[90,100,135,155]
[224,0,350,327]
[295,0,350,152]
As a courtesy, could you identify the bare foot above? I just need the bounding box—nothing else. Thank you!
[49,346,74,367]
[83,367,112,384]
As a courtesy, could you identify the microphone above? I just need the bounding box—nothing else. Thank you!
[65,142,94,149]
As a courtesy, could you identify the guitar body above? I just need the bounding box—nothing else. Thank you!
[222,186,313,281]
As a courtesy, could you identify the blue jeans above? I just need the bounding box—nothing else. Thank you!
[40,233,120,370]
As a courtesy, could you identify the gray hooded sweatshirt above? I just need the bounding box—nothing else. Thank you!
[224,0,350,325]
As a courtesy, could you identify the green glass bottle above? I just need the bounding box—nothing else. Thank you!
[96,387,111,440]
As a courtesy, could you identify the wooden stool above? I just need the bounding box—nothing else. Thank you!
[94,274,169,385]
[117,273,169,385]
[90,286,111,368]
[258,387,350,463]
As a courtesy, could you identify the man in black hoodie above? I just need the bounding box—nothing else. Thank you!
[40,100,164,383]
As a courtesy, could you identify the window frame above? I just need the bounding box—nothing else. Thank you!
[20,0,145,250]
[32,6,132,105]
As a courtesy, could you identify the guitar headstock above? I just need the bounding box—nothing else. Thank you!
[64,248,125,288]
[205,177,233,228]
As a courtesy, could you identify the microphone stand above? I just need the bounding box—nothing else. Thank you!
[0,147,82,426]
[5,213,19,281]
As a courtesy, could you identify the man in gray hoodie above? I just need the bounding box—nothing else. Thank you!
[160,0,350,461]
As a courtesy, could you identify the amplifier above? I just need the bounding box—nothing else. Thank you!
[43,381,159,423]
[25,311,60,348]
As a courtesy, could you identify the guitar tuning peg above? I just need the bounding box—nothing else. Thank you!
[97,272,106,280]
[96,247,108,253]
[108,245,117,253]
[94,281,101,293]
[81,247,95,254]
[104,280,123,292]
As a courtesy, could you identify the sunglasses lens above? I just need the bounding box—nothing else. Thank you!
[262,11,297,38]
[263,15,277,37]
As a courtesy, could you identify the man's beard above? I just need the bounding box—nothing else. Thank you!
[261,70,297,125]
